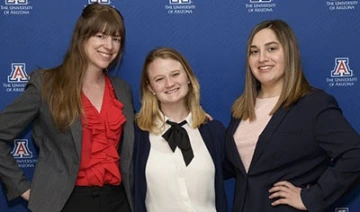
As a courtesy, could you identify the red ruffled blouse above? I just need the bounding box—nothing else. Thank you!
[76,76,126,186]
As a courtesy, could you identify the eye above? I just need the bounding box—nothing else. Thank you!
[154,77,164,82]
[172,72,180,77]
[113,37,121,43]
[95,33,106,39]
[268,47,277,52]
[249,49,258,55]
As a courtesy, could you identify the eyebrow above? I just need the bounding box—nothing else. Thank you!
[250,41,279,48]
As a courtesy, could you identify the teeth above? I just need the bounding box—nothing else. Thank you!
[99,52,111,59]
[259,66,271,70]
[165,88,179,94]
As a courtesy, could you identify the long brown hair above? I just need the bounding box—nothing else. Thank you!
[42,3,125,131]
[232,20,311,120]
[136,47,207,134]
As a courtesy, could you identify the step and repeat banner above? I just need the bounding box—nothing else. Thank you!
[0,0,359,211]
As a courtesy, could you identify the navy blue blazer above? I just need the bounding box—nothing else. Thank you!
[226,88,360,212]
[133,120,227,212]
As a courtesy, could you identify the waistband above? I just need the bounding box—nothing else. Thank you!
[72,183,124,194]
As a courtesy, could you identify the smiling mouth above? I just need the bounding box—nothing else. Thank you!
[165,88,179,94]
[98,51,113,59]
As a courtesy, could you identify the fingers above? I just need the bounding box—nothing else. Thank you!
[273,181,294,188]
[268,181,307,210]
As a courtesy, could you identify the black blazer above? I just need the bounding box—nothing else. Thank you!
[0,70,135,212]
[226,88,360,212]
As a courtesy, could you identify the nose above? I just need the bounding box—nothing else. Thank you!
[259,51,268,63]
[103,37,113,50]
[165,77,174,88]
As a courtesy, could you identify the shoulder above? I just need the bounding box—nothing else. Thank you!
[25,69,48,91]
[28,69,45,83]
[295,87,339,111]
[200,119,225,132]
[303,87,337,105]
[108,74,131,89]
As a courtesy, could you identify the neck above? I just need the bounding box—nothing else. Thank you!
[83,69,105,86]
[161,103,189,123]
[258,84,282,98]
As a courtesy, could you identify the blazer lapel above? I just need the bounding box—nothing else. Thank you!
[248,107,290,172]
[109,76,134,171]
[70,118,82,157]
[227,118,247,175]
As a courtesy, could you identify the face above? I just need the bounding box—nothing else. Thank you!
[147,58,190,107]
[249,28,285,89]
[84,32,121,72]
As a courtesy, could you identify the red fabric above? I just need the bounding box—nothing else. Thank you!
[76,76,126,186]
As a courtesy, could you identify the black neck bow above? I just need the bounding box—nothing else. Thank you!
[162,120,194,166]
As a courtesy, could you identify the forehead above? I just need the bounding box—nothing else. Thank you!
[148,58,184,75]
[251,28,279,46]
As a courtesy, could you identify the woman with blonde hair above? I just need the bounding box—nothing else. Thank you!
[134,47,227,212]
[226,19,360,212]
[0,3,134,212]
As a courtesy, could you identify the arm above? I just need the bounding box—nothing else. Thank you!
[0,70,42,200]
[300,95,360,211]
[270,95,360,211]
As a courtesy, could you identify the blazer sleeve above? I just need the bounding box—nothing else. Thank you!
[0,70,42,200]
[301,94,360,212]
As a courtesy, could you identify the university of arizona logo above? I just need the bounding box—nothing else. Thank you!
[11,139,33,159]
[331,57,353,77]
[250,0,272,3]
[88,0,111,4]
[169,0,191,4]
[8,63,29,83]
[5,0,28,5]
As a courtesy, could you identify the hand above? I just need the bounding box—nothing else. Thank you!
[269,181,307,211]
[21,189,30,201]
[205,113,213,121]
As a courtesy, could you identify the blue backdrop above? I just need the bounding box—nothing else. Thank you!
[0,0,359,211]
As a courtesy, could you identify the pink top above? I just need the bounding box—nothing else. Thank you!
[233,96,279,173]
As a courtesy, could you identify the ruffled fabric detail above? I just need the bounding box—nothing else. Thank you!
[76,76,126,186]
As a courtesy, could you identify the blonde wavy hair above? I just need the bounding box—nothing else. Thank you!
[136,47,207,134]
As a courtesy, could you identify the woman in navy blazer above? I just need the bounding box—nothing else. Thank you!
[0,3,134,212]
[133,47,227,212]
[226,20,360,212]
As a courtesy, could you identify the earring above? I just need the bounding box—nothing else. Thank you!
[152,92,156,96]
[188,81,190,84]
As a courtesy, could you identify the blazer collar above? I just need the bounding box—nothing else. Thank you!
[71,118,82,157]
[227,118,247,174]
[70,75,129,158]
[248,106,290,173]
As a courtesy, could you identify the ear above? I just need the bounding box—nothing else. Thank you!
[147,84,156,95]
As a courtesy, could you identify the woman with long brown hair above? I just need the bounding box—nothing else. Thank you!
[0,3,134,212]
[226,20,360,212]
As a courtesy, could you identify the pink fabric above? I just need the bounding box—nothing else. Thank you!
[234,96,279,172]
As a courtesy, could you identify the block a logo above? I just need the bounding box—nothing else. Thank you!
[11,139,33,159]
[335,208,349,212]
[88,0,111,4]
[250,0,272,2]
[8,63,29,83]
[331,57,353,77]
[5,0,28,5]
[170,0,192,4]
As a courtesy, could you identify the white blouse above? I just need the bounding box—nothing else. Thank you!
[145,113,216,212]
